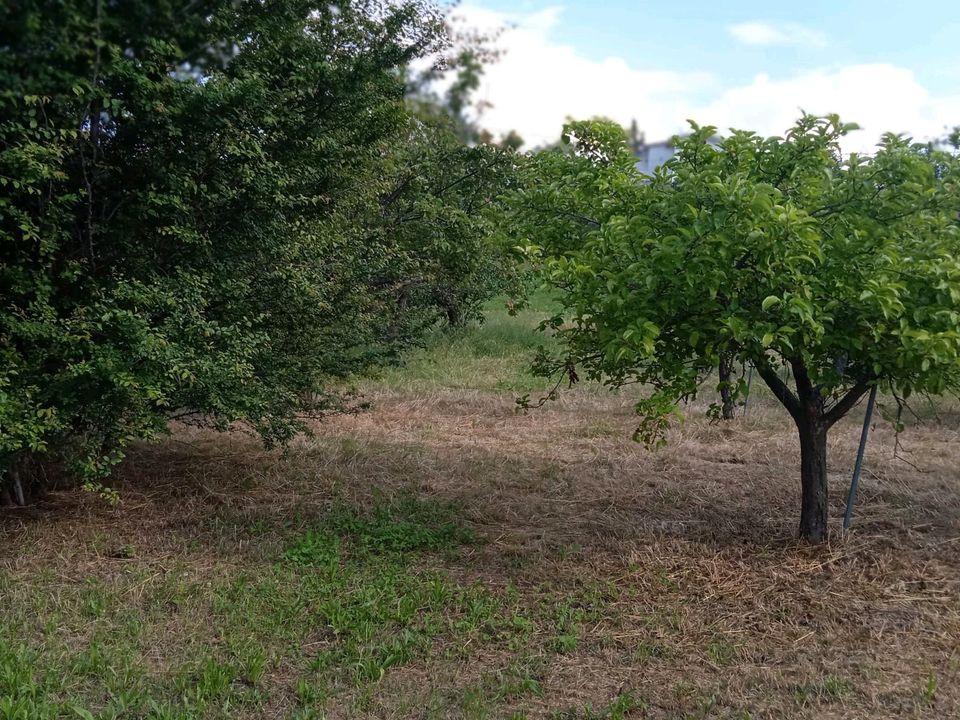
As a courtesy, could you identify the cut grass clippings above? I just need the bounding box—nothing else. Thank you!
[3,295,960,718]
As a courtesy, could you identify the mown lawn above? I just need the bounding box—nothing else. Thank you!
[364,290,562,394]
[2,296,959,718]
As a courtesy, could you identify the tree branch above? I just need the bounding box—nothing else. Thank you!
[824,381,871,429]
[790,359,815,400]
[754,359,801,420]
[518,204,601,229]
[430,153,508,197]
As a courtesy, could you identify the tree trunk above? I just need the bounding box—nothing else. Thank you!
[10,465,26,506]
[796,414,829,543]
[755,357,851,544]
[718,354,736,420]
[444,300,465,328]
[439,286,467,328]
[3,454,41,507]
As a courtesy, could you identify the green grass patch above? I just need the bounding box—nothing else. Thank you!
[794,674,856,706]
[286,493,473,563]
[366,291,561,393]
[4,495,617,718]
[549,691,644,719]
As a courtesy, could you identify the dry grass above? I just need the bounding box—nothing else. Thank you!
[3,382,959,718]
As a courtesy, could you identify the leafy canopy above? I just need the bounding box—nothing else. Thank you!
[510,115,960,442]
[0,0,514,497]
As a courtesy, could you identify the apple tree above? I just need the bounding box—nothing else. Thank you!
[510,115,960,542]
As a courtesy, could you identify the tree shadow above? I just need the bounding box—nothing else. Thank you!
[2,423,959,574]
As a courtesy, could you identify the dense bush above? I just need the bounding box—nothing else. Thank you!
[0,0,516,502]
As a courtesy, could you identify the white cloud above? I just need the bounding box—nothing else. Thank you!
[698,65,960,153]
[449,5,960,153]
[447,5,711,148]
[728,21,827,49]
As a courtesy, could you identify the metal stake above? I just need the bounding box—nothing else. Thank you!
[742,364,754,416]
[843,385,878,530]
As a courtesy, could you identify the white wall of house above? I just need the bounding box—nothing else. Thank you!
[634,135,721,175]
[634,142,676,175]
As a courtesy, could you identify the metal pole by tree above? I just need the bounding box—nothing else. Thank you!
[843,385,879,530]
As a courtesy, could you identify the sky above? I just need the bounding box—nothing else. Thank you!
[448,0,960,152]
